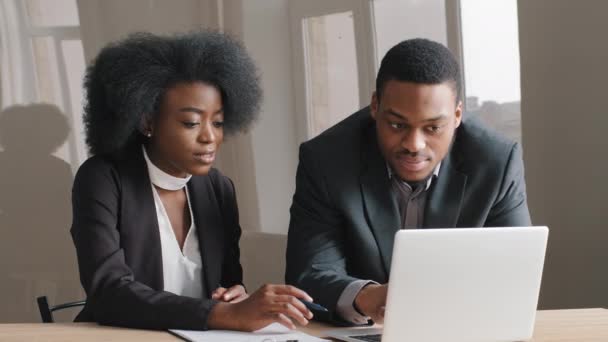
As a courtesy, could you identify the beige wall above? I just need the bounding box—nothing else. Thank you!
[518,0,608,309]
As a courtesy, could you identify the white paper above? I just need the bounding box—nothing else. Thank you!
[170,323,329,342]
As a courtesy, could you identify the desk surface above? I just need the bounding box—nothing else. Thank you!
[0,308,606,341]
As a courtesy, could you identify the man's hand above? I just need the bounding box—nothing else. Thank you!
[354,283,388,323]
[208,284,314,331]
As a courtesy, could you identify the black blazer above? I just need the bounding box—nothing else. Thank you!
[286,107,531,323]
[70,144,243,330]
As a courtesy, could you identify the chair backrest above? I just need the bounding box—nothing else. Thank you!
[239,231,287,291]
[36,296,85,323]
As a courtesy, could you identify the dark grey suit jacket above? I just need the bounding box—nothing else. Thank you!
[71,144,243,330]
[286,107,531,323]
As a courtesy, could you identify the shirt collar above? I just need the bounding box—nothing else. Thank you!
[387,162,441,191]
[142,146,192,191]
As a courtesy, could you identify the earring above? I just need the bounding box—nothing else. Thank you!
[146,131,152,137]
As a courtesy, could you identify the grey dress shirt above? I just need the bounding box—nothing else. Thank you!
[335,164,441,324]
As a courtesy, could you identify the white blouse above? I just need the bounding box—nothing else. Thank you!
[143,147,204,298]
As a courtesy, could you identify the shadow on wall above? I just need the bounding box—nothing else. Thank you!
[0,104,81,322]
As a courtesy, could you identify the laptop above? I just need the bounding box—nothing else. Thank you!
[327,226,548,342]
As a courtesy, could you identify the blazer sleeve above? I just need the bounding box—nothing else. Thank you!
[70,157,217,330]
[286,144,361,325]
[213,175,244,289]
[485,142,532,227]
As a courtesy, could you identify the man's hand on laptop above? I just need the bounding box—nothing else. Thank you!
[354,283,388,323]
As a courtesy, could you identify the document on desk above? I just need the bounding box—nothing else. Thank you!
[169,323,329,342]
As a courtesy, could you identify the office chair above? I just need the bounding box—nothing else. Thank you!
[36,296,85,323]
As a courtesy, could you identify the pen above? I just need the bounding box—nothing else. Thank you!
[298,299,328,312]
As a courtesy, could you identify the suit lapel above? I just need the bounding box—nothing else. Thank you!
[118,145,163,290]
[423,150,467,228]
[188,176,223,298]
[360,128,401,275]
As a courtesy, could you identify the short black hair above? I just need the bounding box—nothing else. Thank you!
[83,30,262,155]
[375,38,461,101]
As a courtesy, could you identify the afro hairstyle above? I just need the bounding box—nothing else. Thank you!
[83,30,262,155]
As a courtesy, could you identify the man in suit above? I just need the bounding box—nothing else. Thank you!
[286,38,531,325]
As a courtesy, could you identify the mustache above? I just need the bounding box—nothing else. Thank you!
[396,149,431,159]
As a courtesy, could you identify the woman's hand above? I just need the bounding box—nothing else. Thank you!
[208,284,314,331]
[212,285,248,303]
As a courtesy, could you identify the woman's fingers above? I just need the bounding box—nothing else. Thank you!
[270,312,296,330]
[212,287,228,300]
[273,295,313,319]
[272,285,313,302]
[271,302,310,326]
[227,285,248,303]
[246,284,314,329]
[222,285,246,301]
[229,292,249,303]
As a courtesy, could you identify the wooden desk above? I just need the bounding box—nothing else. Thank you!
[0,309,606,341]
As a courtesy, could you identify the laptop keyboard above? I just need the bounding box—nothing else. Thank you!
[348,334,382,342]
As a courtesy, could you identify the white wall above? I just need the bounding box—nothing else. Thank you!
[518,0,608,309]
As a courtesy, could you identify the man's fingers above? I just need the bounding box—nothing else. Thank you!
[370,306,386,324]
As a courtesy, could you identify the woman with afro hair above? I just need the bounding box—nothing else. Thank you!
[70,31,313,331]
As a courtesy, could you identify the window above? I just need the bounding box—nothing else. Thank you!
[458,0,522,142]
[303,11,360,137]
[0,0,87,169]
[289,0,375,142]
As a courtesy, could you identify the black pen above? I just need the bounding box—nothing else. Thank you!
[298,299,328,312]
